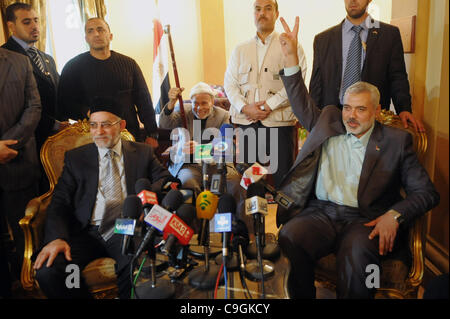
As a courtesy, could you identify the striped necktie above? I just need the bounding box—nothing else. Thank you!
[27,46,45,74]
[341,25,363,102]
[98,150,123,241]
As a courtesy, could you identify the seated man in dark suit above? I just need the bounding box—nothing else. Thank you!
[33,98,170,299]
[276,17,439,299]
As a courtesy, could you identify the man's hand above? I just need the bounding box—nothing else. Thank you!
[167,87,185,111]
[399,111,425,132]
[279,16,300,67]
[364,211,400,256]
[242,101,271,122]
[145,137,159,148]
[0,140,19,164]
[182,140,197,155]
[33,239,72,270]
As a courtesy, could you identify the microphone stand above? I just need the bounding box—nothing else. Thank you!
[132,234,175,299]
[188,219,223,290]
[244,214,275,299]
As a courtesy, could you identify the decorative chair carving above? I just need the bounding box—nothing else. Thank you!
[19,120,135,299]
[310,110,428,299]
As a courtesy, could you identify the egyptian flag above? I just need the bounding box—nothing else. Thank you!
[152,18,170,114]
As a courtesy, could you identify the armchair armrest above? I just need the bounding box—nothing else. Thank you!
[19,192,52,290]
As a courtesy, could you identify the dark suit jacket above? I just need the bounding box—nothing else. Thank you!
[309,19,412,114]
[42,140,171,245]
[2,37,59,148]
[277,70,439,227]
[0,48,42,191]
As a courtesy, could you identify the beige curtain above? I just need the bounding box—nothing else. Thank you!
[0,0,46,51]
[78,0,106,22]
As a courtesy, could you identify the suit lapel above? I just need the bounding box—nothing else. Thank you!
[363,25,380,75]
[289,115,345,177]
[357,122,384,199]
[122,140,138,195]
[334,21,344,81]
[7,37,54,85]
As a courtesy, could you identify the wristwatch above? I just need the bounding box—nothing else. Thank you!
[392,211,405,225]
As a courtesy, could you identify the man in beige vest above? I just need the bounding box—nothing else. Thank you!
[224,0,307,186]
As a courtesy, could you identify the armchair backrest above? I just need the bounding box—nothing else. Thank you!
[376,110,427,158]
[40,120,135,196]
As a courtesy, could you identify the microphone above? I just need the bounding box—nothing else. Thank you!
[216,194,237,259]
[196,190,219,246]
[188,191,222,290]
[245,182,268,242]
[135,178,159,216]
[236,162,295,210]
[115,195,143,256]
[161,175,182,192]
[161,204,196,255]
[160,189,184,211]
[134,189,184,260]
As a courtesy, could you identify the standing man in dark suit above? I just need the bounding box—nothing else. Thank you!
[276,17,439,298]
[33,99,170,299]
[0,48,42,298]
[2,2,68,195]
[2,3,67,150]
[309,0,424,132]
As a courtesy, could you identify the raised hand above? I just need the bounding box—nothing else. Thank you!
[167,87,185,110]
[279,16,300,67]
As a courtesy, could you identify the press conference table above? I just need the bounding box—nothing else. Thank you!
[134,232,290,299]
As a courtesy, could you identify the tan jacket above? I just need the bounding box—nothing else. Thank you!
[224,32,307,127]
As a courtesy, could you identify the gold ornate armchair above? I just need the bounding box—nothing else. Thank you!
[19,120,135,299]
[310,110,428,299]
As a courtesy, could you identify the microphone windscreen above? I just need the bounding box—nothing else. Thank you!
[122,195,143,219]
[246,182,266,198]
[175,204,196,226]
[161,189,184,211]
[218,194,237,215]
[135,178,152,194]
[196,190,219,219]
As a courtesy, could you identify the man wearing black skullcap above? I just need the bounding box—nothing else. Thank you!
[33,99,170,299]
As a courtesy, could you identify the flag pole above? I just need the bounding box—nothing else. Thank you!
[164,25,187,129]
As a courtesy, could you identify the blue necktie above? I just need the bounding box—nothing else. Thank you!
[341,25,363,102]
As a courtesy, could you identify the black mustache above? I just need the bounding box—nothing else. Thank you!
[347,118,360,125]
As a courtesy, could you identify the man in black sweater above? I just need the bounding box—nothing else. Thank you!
[56,18,158,145]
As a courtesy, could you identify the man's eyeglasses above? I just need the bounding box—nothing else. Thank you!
[89,119,121,130]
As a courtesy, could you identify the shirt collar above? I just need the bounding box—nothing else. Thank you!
[255,30,275,45]
[343,14,372,33]
[345,121,375,148]
[12,35,34,51]
[97,138,123,159]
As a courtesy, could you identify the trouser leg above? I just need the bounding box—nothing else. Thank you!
[0,185,38,281]
[102,233,133,299]
[335,221,380,299]
[278,207,336,299]
[34,230,103,299]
